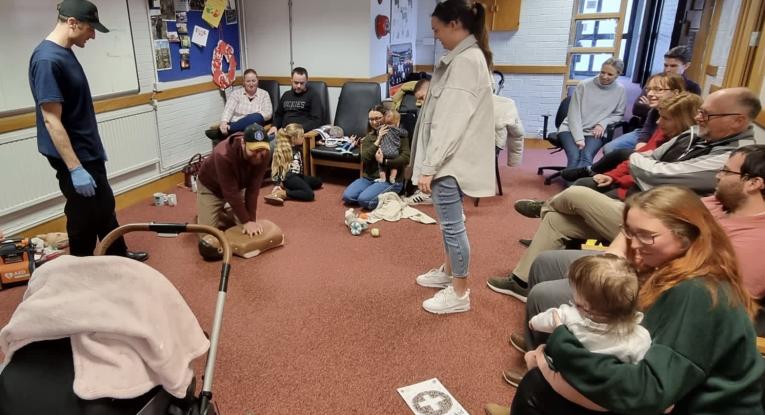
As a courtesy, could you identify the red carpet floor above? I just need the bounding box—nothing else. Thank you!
[0,148,565,414]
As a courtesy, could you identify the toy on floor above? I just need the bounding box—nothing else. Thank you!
[370,228,380,237]
[34,232,69,250]
[344,208,368,236]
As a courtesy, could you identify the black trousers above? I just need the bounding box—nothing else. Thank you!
[283,173,322,201]
[511,368,615,415]
[47,157,128,257]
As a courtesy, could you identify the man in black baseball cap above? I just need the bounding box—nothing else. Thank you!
[27,0,149,261]
[58,0,109,33]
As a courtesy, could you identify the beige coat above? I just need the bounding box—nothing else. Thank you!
[410,35,495,197]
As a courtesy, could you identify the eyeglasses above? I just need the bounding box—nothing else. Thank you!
[696,109,743,122]
[620,225,661,246]
[645,87,672,93]
[718,167,744,176]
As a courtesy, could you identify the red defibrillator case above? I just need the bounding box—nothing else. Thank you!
[0,238,35,289]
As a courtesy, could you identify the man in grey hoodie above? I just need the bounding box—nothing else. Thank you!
[487,87,760,302]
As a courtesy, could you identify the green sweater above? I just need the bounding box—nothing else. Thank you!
[546,278,764,415]
[360,130,410,182]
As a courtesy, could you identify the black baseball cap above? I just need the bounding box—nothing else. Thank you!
[244,124,270,152]
[58,0,109,33]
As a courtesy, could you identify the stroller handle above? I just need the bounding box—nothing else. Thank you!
[95,223,232,263]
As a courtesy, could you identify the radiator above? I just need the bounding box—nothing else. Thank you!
[0,106,159,216]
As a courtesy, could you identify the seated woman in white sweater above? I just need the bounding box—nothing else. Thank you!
[557,58,626,170]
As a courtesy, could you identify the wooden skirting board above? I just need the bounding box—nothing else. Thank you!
[415,64,567,75]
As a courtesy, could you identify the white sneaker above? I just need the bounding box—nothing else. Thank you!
[405,190,433,205]
[416,264,451,288]
[423,286,470,314]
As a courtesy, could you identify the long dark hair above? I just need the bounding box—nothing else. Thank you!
[432,0,493,69]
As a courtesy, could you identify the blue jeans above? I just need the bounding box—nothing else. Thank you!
[601,130,638,155]
[431,176,470,277]
[229,113,266,133]
[558,131,603,168]
[342,177,402,210]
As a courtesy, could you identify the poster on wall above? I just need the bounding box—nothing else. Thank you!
[387,43,414,96]
[202,0,226,27]
[154,40,172,70]
[390,0,415,43]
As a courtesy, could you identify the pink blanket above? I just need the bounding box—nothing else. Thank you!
[0,255,210,399]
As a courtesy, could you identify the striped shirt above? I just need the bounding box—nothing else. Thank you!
[221,87,273,123]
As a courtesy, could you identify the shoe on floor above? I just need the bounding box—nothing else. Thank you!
[416,264,451,288]
[404,190,433,206]
[484,403,511,415]
[502,367,527,387]
[423,286,470,314]
[560,166,592,181]
[509,332,528,354]
[125,251,149,262]
[514,199,544,218]
[264,194,284,206]
[486,275,529,303]
[518,238,532,247]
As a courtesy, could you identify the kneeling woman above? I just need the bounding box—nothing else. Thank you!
[342,105,410,210]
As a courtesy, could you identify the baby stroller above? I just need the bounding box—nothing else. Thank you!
[0,223,232,415]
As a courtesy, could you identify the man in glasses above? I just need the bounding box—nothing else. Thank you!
[630,87,759,195]
[489,88,759,303]
[28,0,148,261]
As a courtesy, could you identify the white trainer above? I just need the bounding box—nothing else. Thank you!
[423,286,470,314]
[405,190,433,206]
[416,264,451,288]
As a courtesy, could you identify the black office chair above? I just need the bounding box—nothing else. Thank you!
[307,80,331,126]
[308,82,382,176]
[258,79,280,124]
[538,97,629,185]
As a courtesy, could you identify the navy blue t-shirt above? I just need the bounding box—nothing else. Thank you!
[29,40,106,162]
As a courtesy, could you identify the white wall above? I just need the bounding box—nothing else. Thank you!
[371,0,392,79]
[0,0,222,234]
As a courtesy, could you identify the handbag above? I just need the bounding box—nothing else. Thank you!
[183,153,204,190]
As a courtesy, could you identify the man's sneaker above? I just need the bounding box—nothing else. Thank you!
[486,275,529,302]
[415,264,451,288]
[404,190,433,206]
[484,403,511,415]
[508,332,528,354]
[422,286,470,314]
[514,199,544,218]
[560,166,592,181]
[502,367,527,387]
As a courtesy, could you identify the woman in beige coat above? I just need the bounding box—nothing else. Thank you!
[412,0,496,314]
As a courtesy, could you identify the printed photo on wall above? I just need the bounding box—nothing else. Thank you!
[160,0,175,19]
[167,31,180,43]
[180,35,191,48]
[148,0,160,9]
[177,22,188,34]
[154,40,172,71]
[387,43,414,96]
[225,9,237,25]
[150,16,167,40]
[174,0,190,12]
[180,49,191,70]
[189,0,205,11]
[176,11,187,23]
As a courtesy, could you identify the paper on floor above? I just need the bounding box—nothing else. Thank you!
[397,378,468,415]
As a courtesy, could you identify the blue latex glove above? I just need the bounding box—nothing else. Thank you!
[69,166,97,197]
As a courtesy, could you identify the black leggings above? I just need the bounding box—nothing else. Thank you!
[511,368,615,415]
[283,173,322,201]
